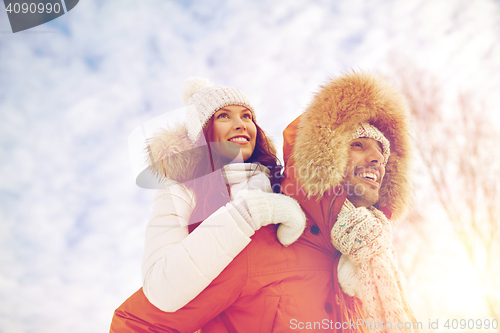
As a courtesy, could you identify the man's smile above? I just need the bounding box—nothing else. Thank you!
[356,172,379,183]
[353,166,381,186]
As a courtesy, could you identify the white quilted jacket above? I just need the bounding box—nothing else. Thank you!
[142,163,271,312]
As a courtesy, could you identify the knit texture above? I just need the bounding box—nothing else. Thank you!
[331,200,419,333]
[337,254,361,298]
[182,77,255,142]
[223,163,271,199]
[232,198,257,231]
[236,190,306,246]
[352,123,390,166]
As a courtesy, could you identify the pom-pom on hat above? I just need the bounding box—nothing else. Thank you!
[182,77,255,142]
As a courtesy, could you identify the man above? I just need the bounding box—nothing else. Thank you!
[111,71,416,332]
[281,71,418,332]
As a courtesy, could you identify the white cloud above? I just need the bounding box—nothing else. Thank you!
[1,0,499,331]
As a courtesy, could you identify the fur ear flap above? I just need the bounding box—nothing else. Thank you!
[145,124,202,183]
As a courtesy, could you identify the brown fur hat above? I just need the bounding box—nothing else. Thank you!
[292,71,413,220]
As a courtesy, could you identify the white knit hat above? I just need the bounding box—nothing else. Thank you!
[351,123,390,165]
[182,77,256,142]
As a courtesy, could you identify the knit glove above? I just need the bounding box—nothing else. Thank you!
[235,190,306,246]
[332,201,391,265]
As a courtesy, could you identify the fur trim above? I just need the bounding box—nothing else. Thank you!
[145,124,203,183]
[292,71,412,220]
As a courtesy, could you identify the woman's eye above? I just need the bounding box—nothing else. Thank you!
[242,113,252,119]
[217,113,228,119]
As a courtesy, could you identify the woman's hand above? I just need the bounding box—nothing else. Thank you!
[234,190,306,246]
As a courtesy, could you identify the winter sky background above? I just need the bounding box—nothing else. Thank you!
[1,0,499,332]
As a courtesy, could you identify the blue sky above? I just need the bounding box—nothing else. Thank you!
[1,0,499,332]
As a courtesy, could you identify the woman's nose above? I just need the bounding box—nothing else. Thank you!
[233,118,246,130]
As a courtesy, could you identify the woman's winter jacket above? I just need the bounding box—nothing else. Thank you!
[143,163,269,312]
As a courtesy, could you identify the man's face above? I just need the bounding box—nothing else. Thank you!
[343,137,386,207]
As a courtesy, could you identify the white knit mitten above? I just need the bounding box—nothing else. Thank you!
[235,190,306,246]
[337,254,361,297]
[334,199,364,297]
[231,198,257,231]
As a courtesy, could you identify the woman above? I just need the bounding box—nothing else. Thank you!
[130,77,306,313]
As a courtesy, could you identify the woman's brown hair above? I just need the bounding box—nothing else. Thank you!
[186,115,281,232]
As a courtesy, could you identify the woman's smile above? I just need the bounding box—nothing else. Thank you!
[211,105,257,161]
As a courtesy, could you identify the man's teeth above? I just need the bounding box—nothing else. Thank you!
[357,172,378,182]
[230,137,248,142]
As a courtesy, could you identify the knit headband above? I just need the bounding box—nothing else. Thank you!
[351,123,390,165]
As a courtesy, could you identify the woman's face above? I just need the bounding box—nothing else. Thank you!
[211,105,257,162]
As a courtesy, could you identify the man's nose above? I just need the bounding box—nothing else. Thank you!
[367,146,384,164]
